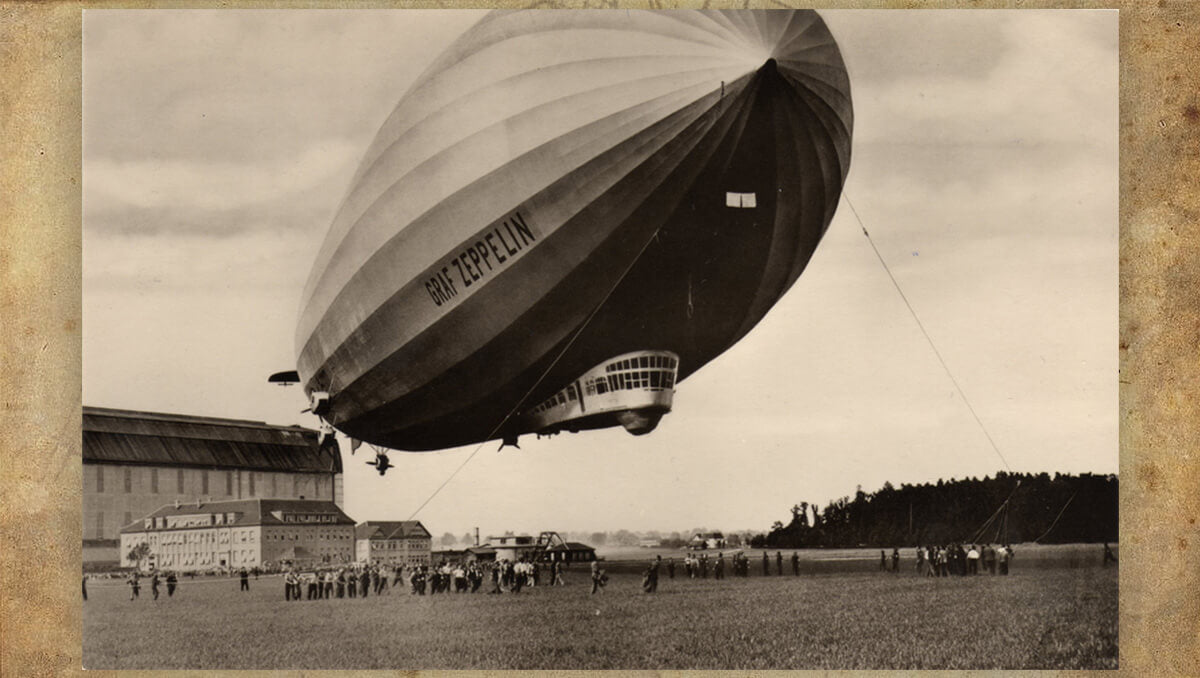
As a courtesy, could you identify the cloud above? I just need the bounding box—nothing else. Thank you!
[843,11,1117,150]
[85,138,360,215]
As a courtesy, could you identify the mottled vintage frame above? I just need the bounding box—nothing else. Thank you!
[1,1,1196,676]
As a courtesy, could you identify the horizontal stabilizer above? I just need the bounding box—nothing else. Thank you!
[269,370,300,385]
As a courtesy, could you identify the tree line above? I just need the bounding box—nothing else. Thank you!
[757,471,1118,549]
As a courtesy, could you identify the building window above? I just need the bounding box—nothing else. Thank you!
[123,467,132,493]
[177,468,185,494]
[226,471,233,496]
[95,511,104,539]
[202,470,209,495]
[96,467,104,493]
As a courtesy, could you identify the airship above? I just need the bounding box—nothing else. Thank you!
[280,10,853,452]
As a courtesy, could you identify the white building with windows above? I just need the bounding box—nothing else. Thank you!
[354,521,432,568]
[119,498,356,571]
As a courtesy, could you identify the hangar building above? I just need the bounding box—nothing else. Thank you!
[84,406,343,563]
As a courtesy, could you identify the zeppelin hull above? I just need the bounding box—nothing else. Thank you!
[296,10,853,450]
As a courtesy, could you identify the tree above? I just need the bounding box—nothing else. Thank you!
[612,529,639,547]
[589,531,607,546]
[127,542,151,570]
[461,532,475,546]
[440,532,457,547]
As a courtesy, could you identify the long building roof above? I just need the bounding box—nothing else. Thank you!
[83,406,342,474]
[120,498,355,533]
[355,520,431,540]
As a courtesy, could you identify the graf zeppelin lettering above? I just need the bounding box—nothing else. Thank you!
[424,211,537,308]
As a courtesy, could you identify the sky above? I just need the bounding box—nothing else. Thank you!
[82,10,1118,539]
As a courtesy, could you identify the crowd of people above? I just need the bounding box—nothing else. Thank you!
[275,557,575,600]
[908,544,1015,576]
[101,541,1121,605]
[118,571,180,601]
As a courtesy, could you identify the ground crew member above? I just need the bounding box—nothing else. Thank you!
[239,567,250,592]
[762,552,769,576]
[590,560,606,595]
[776,551,783,575]
[667,558,675,579]
[791,551,800,576]
[715,553,725,579]
[127,573,140,600]
[891,548,900,572]
[166,571,177,597]
[151,572,161,600]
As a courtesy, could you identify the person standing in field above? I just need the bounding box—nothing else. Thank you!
[983,544,996,574]
[880,550,887,571]
[967,545,980,574]
[359,568,370,597]
[239,567,249,592]
[127,573,140,601]
[891,548,900,573]
[715,552,725,580]
[791,551,800,576]
[666,558,675,579]
[762,552,770,576]
[998,545,1012,575]
[641,556,660,593]
[150,571,161,600]
[590,560,606,595]
[699,553,709,578]
[775,551,782,575]
[166,571,177,597]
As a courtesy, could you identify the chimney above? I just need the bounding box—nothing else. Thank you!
[475,527,480,547]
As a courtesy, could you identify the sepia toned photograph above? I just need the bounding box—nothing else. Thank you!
[81,9,1118,670]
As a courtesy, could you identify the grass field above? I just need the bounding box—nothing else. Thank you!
[83,544,1117,670]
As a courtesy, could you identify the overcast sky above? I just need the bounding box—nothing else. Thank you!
[83,10,1118,538]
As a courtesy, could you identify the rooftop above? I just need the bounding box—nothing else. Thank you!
[84,406,341,474]
[119,498,355,533]
[355,521,432,541]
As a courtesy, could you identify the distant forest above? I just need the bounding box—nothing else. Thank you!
[758,471,1118,549]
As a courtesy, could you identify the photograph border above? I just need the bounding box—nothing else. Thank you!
[2,1,1198,675]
